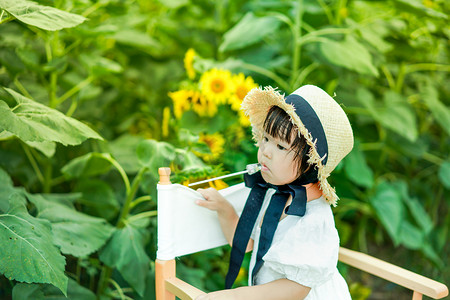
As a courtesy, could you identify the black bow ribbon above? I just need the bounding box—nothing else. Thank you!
[225,169,318,288]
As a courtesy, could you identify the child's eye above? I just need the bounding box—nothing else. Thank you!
[277,144,286,150]
[263,136,269,142]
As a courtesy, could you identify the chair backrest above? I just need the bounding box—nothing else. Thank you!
[155,167,449,300]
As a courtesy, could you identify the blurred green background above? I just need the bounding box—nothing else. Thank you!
[0,0,448,299]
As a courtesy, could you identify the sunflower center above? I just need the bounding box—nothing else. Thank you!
[210,79,224,93]
[236,85,248,100]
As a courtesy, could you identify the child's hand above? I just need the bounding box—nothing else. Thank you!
[196,187,239,246]
[196,187,229,213]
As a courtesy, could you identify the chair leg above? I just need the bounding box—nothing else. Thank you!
[156,259,176,300]
[412,291,423,300]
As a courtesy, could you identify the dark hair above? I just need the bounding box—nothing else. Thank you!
[263,105,312,177]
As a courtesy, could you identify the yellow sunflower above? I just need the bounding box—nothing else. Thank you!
[191,92,218,117]
[197,133,225,162]
[209,179,229,190]
[238,110,251,127]
[184,48,197,80]
[168,89,193,119]
[199,68,233,105]
[229,73,258,111]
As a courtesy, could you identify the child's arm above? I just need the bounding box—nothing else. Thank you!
[196,187,254,252]
[196,278,311,300]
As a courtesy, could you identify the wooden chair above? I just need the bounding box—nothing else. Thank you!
[155,167,448,300]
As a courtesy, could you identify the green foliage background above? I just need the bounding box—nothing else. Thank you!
[0,0,448,299]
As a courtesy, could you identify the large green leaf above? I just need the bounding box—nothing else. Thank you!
[318,36,379,77]
[399,221,424,250]
[219,12,281,52]
[99,221,150,296]
[110,29,162,50]
[109,134,146,174]
[438,161,450,189]
[0,0,86,31]
[421,83,450,136]
[393,0,448,19]
[378,91,418,142]
[61,153,113,179]
[0,193,67,295]
[137,139,176,172]
[28,194,115,257]
[356,89,418,142]
[12,277,96,300]
[79,53,123,76]
[0,88,102,146]
[369,181,405,245]
[73,179,119,221]
[344,143,374,188]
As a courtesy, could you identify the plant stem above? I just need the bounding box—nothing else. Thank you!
[56,75,94,106]
[104,155,131,195]
[127,210,157,224]
[13,78,33,99]
[405,63,450,74]
[293,62,319,88]
[109,278,126,300]
[395,63,406,93]
[116,167,148,228]
[21,143,44,184]
[381,65,396,89]
[129,195,152,210]
[0,15,13,25]
[241,62,290,92]
[290,0,303,90]
[43,160,52,193]
[97,265,113,296]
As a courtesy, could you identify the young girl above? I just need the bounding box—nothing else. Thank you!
[195,85,353,299]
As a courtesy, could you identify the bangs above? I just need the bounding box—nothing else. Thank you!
[264,106,297,144]
[263,106,314,177]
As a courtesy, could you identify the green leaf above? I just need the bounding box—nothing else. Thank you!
[74,179,119,221]
[0,193,68,295]
[61,153,113,179]
[12,283,44,300]
[393,0,448,19]
[99,221,150,296]
[28,193,115,257]
[421,83,450,136]
[402,195,434,235]
[219,12,281,52]
[13,277,96,300]
[399,221,424,250]
[379,91,418,142]
[0,0,86,31]
[24,141,56,158]
[79,53,123,76]
[318,36,379,77]
[136,139,176,171]
[0,88,103,146]
[109,134,146,174]
[369,181,405,245]
[110,29,162,50]
[344,143,374,188]
[439,161,450,189]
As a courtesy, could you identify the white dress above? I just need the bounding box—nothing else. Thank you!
[249,189,351,299]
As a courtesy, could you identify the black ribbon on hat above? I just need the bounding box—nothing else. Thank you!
[225,93,329,289]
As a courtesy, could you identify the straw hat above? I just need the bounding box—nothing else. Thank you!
[241,85,354,206]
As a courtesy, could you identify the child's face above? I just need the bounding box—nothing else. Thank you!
[257,132,299,186]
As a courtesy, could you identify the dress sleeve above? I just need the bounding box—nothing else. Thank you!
[262,207,340,288]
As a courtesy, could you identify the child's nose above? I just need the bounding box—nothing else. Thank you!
[262,145,272,158]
